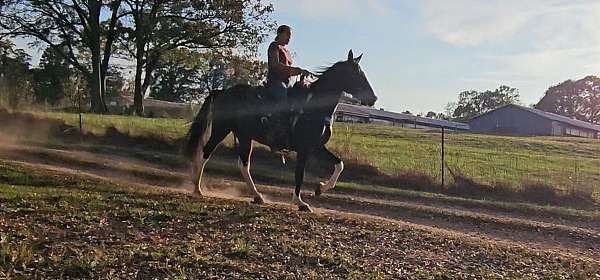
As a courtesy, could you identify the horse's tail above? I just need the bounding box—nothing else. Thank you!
[184,93,215,159]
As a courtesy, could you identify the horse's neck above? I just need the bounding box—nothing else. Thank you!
[305,77,343,115]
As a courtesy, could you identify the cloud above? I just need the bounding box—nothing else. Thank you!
[274,0,389,19]
[484,48,600,80]
[420,0,600,48]
[420,0,600,98]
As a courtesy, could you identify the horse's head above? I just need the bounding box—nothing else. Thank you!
[335,50,377,106]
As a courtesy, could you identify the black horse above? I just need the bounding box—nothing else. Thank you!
[184,50,377,212]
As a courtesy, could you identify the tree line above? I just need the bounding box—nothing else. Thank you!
[432,77,600,125]
[0,39,266,112]
[0,0,273,115]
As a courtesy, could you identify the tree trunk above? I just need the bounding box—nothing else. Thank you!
[89,53,105,113]
[88,0,106,113]
[134,58,145,116]
[140,52,159,104]
[133,38,145,116]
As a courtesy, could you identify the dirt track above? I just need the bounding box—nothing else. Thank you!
[1,142,598,263]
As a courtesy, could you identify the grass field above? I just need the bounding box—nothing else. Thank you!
[2,110,600,278]
[35,111,600,199]
[1,161,598,279]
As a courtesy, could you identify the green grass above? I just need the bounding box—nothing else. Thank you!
[32,111,600,198]
[35,111,189,140]
[329,123,600,196]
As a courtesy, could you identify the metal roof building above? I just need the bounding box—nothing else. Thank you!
[335,103,469,130]
[468,104,600,139]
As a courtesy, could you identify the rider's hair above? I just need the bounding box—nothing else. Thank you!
[276,25,291,37]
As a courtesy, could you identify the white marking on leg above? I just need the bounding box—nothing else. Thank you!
[321,161,344,191]
[192,147,208,195]
[238,159,264,202]
[292,192,310,209]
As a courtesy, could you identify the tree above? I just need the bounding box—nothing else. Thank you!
[150,49,267,103]
[221,54,268,88]
[118,0,274,116]
[105,67,126,101]
[426,111,437,118]
[0,0,125,112]
[536,76,600,124]
[150,48,205,103]
[0,39,32,108]
[451,85,520,121]
[31,46,73,105]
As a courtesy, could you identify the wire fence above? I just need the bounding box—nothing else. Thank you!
[331,123,600,198]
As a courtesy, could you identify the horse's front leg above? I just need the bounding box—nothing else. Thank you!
[293,151,312,212]
[315,146,343,196]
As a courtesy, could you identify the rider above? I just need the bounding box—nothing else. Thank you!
[263,24,311,151]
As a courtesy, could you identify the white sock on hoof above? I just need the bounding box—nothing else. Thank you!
[238,159,263,199]
[323,161,344,191]
[194,149,207,193]
[292,193,308,206]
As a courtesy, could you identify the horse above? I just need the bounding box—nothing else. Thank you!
[184,50,377,212]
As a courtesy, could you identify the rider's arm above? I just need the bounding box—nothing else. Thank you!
[268,43,302,77]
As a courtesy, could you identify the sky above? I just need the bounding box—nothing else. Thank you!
[258,0,600,113]
[13,0,600,113]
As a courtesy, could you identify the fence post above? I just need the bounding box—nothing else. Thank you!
[441,127,445,186]
[77,76,83,134]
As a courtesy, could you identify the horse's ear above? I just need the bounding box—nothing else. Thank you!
[354,54,363,64]
[347,49,354,61]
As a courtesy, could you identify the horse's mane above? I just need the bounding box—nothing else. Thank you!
[316,61,345,78]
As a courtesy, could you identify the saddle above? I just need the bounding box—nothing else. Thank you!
[254,76,314,122]
[253,76,315,151]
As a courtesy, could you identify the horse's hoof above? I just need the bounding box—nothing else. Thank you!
[298,204,313,212]
[252,196,265,205]
[192,190,203,197]
[315,183,323,197]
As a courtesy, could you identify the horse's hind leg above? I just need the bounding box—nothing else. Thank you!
[192,128,230,196]
[315,146,343,196]
[236,136,265,204]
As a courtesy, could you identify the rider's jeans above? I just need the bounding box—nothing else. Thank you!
[268,81,288,114]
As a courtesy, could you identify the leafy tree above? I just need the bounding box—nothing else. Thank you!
[0,39,32,108]
[451,85,520,121]
[31,46,73,105]
[426,111,437,118]
[105,67,126,100]
[118,0,274,115]
[0,0,124,112]
[150,49,205,103]
[150,49,267,103]
[536,76,600,124]
[220,53,268,88]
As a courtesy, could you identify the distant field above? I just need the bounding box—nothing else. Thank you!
[35,111,600,198]
[330,124,600,193]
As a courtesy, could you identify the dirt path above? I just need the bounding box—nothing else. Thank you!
[1,143,599,261]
